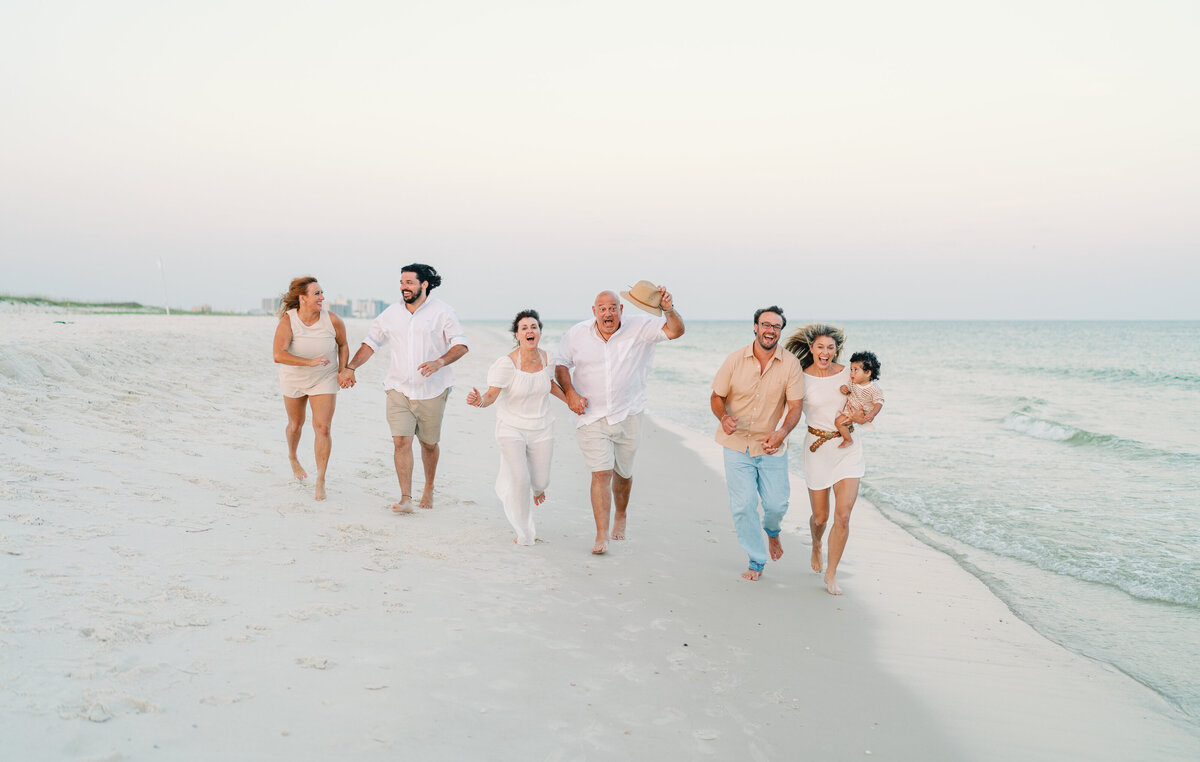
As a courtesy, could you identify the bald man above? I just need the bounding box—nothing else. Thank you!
[554,288,685,554]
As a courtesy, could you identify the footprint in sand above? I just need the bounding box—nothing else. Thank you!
[651,706,686,725]
[201,692,254,705]
[615,662,646,683]
[80,626,118,642]
[300,576,343,592]
[79,702,113,723]
[615,624,645,642]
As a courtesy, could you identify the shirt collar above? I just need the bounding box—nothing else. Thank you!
[742,342,784,362]
[591,319,624,342]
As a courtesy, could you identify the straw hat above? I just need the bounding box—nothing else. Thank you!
[620,280,663,316]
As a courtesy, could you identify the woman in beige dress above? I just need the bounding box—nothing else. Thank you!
[272,276,349,500]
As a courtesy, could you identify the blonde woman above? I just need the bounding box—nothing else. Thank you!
[466,310,568,545]
[785,323,870,595]
[272,276,349,500]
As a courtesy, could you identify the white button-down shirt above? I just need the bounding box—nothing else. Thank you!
[555,314,668,427]
[362,297,468,400]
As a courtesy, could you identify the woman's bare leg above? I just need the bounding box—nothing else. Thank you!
[824,477,860,595]
[808,487,830,572]
[284,395,308,479]
[308,394,336,500]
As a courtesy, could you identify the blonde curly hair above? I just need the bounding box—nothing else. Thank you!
[784,323,846,369]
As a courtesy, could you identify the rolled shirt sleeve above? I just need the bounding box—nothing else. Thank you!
[364,297,469,399]
[362,311,390,352]
[441,307,469,350]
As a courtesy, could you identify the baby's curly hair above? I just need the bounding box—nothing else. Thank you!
[850,351,881,381]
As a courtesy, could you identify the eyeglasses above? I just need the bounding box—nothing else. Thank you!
[757,322,783,331]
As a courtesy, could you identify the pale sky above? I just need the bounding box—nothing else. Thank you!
[2,0,1197,319]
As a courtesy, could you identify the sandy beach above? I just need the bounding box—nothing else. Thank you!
[2,307,1198,761]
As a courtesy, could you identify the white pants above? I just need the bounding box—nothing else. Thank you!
[495,421,554,545]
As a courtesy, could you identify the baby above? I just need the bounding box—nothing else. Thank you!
[836,351,884,448]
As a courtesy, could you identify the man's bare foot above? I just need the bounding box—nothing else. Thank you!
[825,571,842,595]
[533,492,546,506]
[769,535,784,561]
[741,569,761,581]
[611,515,627,541]
[390,496,415,514]
[811,546,824,573]
[314,480,326,501]
[290,459,308,480]
[592,538,608,554]
[418,490,434,510]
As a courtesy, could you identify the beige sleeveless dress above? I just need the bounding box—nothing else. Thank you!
[278,309,339,398]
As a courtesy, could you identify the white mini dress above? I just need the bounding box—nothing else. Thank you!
[278,309,339,398]
[801,367,865,490]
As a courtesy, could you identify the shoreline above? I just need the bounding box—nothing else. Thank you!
[654,416,1200,758]
[1,311,1197,759]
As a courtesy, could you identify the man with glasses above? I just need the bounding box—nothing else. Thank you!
[710,307,804,581]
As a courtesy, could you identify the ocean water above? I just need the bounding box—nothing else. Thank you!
[540,319,1200,726]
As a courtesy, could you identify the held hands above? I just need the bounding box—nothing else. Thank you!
[337,368,356,388]
[567,390,589,415]
[761,431,786,454]
[417,358,444,377]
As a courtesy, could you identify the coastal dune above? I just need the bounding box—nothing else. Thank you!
[1,307,1196,760]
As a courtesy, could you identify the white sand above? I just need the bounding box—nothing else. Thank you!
[2,308,1198,760]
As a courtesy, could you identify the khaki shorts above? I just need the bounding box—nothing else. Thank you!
[386,389,449,444]
[575,413,642,477]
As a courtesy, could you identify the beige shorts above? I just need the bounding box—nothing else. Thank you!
[386,389,449,444]
[575,413,642,477]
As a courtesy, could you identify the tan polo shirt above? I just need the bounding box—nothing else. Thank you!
[712,343,804,456]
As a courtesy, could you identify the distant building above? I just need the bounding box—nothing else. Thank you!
[258,295,385,317]
[353,298,389,318]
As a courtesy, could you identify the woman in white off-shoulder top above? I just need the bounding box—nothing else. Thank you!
[466,310,568,545]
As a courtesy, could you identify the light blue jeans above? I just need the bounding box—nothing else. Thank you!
[723,447,790,572]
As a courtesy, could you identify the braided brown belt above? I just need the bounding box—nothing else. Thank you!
[808,425,850,452]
